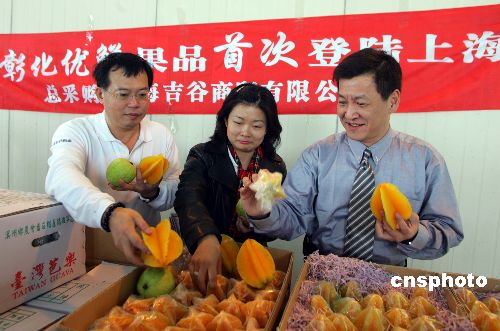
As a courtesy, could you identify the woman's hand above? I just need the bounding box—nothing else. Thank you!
[239,174,269,218]
[189,235,222,294]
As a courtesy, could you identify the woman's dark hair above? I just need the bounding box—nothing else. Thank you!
[333,48,402,100]
[211,83,282,157]
[92,52,154,89]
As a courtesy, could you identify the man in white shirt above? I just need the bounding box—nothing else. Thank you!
[46,52,180,265]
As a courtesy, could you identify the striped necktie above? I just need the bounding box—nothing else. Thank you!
[343,148,376,261]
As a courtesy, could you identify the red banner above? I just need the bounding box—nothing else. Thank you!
[0,5,499,114]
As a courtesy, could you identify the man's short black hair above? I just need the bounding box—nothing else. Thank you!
[92,52,153,89]
[333,48,402,100]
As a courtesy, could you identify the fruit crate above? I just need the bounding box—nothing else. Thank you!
[277,253,496,330]
[57,246,293,331]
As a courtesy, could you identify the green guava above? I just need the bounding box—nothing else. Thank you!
[106,158,136,186]
[136,267,176,298]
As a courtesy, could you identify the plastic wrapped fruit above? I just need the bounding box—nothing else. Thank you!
[340,280,362,301]
[482,297,499,314]
[328,313,357,331]
[206,311,243,331]
[314,280,340,307]
[311,295,334,316]
[217,294,246,323]
[383,291,410,310]
[353,306,387,331]
[305,313,336,331]
[385,308,411,329]
[454,288,477,310]
[408,296,437,318]
[408,315,443,331]
[361,293,385,310]
[332,297,362,321]
[151,295,188,323]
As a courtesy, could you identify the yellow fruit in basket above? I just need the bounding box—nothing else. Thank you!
[370,183,412,230]
[354,306,387,331]
[236,239,275,289]
[385,308,411,329]
[455,287,478,310]
[332,297,362,321]
[408,296,437,318]
[482,297,499,314]
[142,219,183,267]
[139,154,169,185]
[313,280,339,307]
[220,234,240,276]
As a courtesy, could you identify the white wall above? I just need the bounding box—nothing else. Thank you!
[1,0,498,285]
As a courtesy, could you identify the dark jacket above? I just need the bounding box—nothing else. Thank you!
[174,140,287,254]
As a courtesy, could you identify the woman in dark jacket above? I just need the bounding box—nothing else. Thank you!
[174,82,286,291]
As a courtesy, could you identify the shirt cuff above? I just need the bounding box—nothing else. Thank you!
[248,214,274,232]
[399,224,429,250]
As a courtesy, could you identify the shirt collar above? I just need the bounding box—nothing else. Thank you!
[346,128,395,165]
[96,110,152,143]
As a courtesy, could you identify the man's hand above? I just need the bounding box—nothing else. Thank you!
[239,174,268,218]
[109,167,160,198]
[375,211,420,243]
[108,207,153,265]
[189,235,221,295]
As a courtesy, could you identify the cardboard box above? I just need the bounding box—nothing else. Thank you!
[26,262,138,314]
[0,189,86,314]
[57,246,294,331]
[278,258,457,330]
[0,305,64,331]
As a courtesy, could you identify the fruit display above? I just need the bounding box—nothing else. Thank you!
[139,154,169,185]
[285,253,484,331]
[141,219,183,268]
[370,183,412,230]
[221,234,240,277]
[248,169,286,212]
[106,157,136,186]
[236,239,276,289]
[89,236,287,330]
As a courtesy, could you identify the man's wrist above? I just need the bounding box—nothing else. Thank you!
[101,202,125,232]
[247,212,271,220]
[139,186,160,203]
[400,231,418,245]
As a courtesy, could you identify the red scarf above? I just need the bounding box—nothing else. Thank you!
[228,144,262,188]
[227,144,262,241]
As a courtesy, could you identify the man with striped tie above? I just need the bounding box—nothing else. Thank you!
[240,48,463,266]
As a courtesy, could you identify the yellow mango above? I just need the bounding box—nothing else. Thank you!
[220,234,240,276]
[141,219,183,267]
[236,239,275,289]
[139,155,169,185]
[370,183,412,230]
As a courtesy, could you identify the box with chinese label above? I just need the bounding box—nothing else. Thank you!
[0,305,64,331]
[0,189,86,314]
[26,262,138,314]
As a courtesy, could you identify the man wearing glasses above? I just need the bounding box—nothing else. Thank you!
[46,52,180,265]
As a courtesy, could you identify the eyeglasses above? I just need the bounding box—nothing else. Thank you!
[104,89,151,102]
